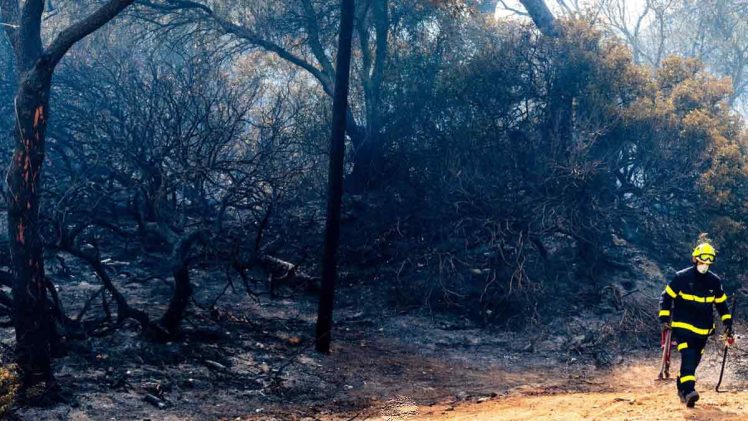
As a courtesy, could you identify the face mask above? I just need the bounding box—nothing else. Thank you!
[696,263,710,274]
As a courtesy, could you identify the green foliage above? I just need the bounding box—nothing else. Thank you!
[381,16,748,320]
[643,56,748,283]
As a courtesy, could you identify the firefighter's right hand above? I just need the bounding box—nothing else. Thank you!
[661,321,671,332]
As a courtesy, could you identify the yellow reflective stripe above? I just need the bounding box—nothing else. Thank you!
[680,375,696,383]
[716,294,728,303]
[671,321,712,335]
[659,310,671,317]
[665,285,677,298]
[722,314,732,321]
[678,291,715,303]
[677,342,688,351]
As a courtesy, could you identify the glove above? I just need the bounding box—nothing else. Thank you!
[724,319,733,335]
[661,321,671,332]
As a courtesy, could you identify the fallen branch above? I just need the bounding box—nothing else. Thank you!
[76,286,105,322]
[259,255,319,296]
[53,243,166,338]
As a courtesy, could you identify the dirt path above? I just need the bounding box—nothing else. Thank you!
[413,389,748,421]
[404,360,748,421]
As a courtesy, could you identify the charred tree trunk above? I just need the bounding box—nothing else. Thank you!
[315,0,355,354]
[8,66,55,390]
[160,230,209,335]
[160,265,191,334]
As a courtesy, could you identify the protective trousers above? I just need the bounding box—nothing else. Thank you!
[674,332,708,394]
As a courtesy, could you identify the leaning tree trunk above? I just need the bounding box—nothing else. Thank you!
[518,0,559,37]
[8,66,54,389]
[315,0,355,354]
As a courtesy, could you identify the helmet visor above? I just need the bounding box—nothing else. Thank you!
[695,254,715,264]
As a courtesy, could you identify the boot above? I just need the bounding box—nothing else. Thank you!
[676,377,686,403]
[685,390,699,408]
[677,389,687,403]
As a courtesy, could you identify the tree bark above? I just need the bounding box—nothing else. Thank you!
[315,0,355,354]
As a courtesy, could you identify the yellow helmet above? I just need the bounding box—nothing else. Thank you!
[692,243,716,264]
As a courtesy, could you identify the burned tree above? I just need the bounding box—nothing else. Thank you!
[315,0,355,354]
[37,33,316,340]
[0,0,134,396]
[140,0,437,192]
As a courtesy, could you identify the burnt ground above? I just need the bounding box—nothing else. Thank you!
[2,249,746,420]
[0,249,602,421]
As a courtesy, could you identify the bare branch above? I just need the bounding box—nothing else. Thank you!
[497,0,530,17]
[140,0,333,92]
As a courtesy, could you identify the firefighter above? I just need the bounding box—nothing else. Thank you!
[659,242,732,407]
